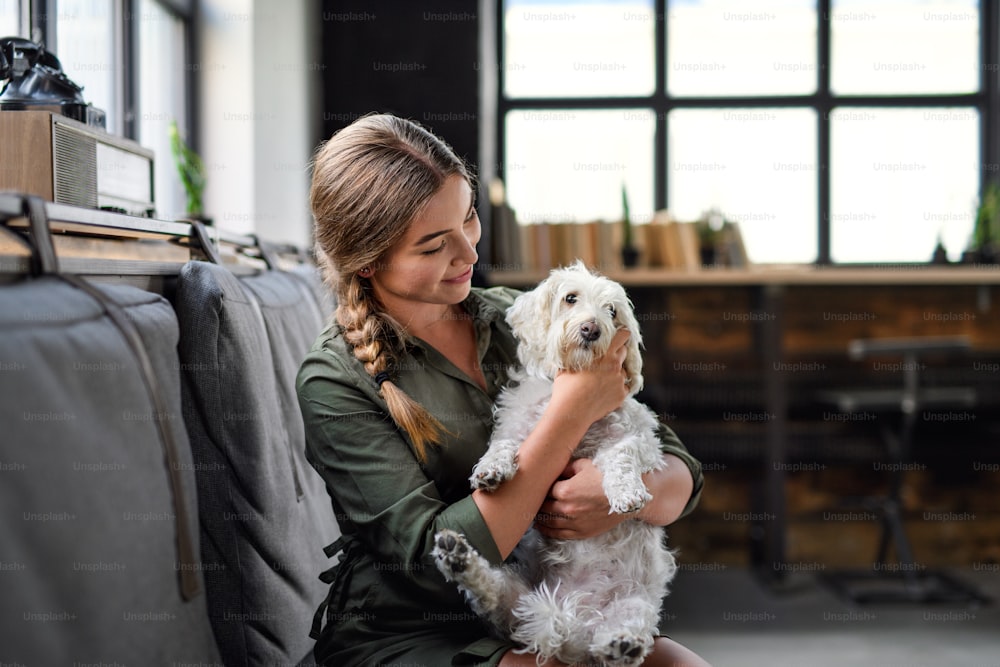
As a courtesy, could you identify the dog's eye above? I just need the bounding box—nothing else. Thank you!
[608,304,617,318]
[564,293,577,305]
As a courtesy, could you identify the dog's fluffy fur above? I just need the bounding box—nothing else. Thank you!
[432,262,676,667]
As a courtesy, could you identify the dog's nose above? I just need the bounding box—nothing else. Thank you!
[579,320,600,342]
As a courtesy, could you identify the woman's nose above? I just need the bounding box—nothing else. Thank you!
[454,234,478,265]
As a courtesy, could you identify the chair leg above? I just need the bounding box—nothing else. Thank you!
[821,418,988,604]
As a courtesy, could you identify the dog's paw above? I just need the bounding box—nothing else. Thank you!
[591,630,653,667]
[608,487,652,515]
[431,529,475,581]
[470,456,517,491]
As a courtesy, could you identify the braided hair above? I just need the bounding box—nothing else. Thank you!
[309,114,472,462]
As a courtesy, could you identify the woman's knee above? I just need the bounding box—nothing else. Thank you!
[498,639,711,666]
[497,649,570,666]
[645,636,713,667]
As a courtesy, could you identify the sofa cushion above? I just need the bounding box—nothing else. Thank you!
[0,276,221,665]
[174,261,339,666]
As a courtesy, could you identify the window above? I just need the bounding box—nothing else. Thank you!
[136,0,190,221]
[667,1,817,97]
[0,0,19,36]
[504,1,655,97]
[829,1,978,95]
[669,108,818,263]
[830,106,979,263]
[498,0,988,264]
[505,109,656,224]
[57,0,120,133]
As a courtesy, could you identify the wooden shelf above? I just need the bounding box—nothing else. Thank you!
[487,265,1000,288]
[0,193,304,278]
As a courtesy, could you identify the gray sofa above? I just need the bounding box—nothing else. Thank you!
[175,261,339,665]
[0,206,339,666]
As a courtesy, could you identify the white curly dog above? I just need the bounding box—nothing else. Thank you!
[433,261,677,667]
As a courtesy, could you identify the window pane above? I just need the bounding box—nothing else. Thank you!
[137,0,188,221]
[504,0,655,98]
[830,107,978,263]
[668,108,817,264]
[0,0,20,36]
[667,0,817,97]
[830,0,978,95]
[505,109,655,224]
[56,0,116,131]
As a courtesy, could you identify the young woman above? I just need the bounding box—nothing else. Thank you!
[297,114,709,667]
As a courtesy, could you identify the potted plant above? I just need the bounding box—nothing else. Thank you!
[620,184,640,268]
[695,208,727,267]
[169,120,209,224]
[966,180,1000,264]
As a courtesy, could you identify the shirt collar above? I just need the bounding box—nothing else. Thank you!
[401,288,505,358]
[460,288,509,327]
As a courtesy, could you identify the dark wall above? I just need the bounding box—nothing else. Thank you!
[317,1,481,172]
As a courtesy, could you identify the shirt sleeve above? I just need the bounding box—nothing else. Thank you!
[297,345,504,598]
[656,421,704,519]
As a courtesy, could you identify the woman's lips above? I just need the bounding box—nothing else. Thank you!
[444,267,473,284]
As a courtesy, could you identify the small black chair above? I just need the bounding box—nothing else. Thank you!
[817,336,987,604]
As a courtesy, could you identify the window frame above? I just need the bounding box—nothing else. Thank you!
[18,0,197,148]
[495,0,998,265]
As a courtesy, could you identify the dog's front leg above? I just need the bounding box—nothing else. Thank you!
[470,437,521,491]
[592,436,655,515]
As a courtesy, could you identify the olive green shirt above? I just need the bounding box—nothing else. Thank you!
[296,286,703,664]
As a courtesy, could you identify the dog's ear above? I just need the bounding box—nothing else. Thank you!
[506,276,554,373]
[618,296,645,395]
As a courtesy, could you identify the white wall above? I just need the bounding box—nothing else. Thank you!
[198,0,318,247]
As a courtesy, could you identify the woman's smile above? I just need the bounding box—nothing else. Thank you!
[444,267,473,284]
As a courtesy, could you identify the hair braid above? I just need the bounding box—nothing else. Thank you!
[336,274,446,463]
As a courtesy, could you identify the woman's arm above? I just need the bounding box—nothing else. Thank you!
[473,328,633,559]
[534,453,696,540]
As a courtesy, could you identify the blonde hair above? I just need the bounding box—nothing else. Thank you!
[309,114,472,462]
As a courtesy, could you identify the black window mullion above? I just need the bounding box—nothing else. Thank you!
[122,0,138,141]
[981,0,999,190]
[655,0,667,213]
[495,0,507,187]
[184,0,199,156]
[817,0,832,265]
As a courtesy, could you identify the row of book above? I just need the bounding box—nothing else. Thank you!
[490,209,747,273]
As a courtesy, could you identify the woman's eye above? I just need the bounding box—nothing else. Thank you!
[565,294,577,304]
[422,241,446,255]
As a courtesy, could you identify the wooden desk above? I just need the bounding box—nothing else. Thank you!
[488,266,1000,582]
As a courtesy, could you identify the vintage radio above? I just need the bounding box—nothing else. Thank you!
[0,109,155,217]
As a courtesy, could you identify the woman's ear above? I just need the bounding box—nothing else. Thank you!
[506,276,554,374]
[619,298,645,395]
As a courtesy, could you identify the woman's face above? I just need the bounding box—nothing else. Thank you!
[369,174,481,317]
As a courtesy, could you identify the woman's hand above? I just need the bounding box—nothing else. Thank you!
[536,453,696,540]
[535,458,623,540]
[546,328,631,431]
